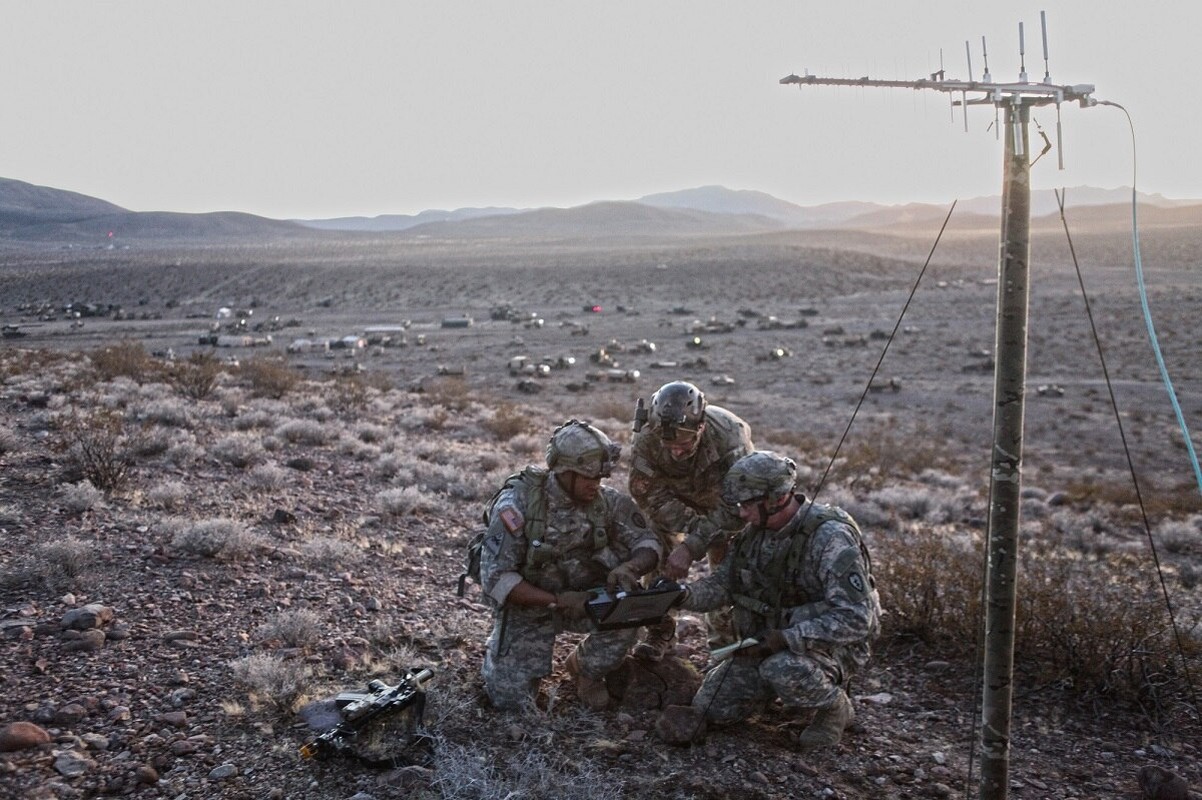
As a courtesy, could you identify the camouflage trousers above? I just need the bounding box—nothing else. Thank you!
[483,606,638,711]
[691,647,845,726]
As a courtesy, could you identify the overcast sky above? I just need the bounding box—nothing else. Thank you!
[2,2,1196,219]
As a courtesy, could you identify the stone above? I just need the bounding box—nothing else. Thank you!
[61,603,114,631]
[208,763,238,780]
[54,750,95,777]
[655,704,706,745]
[0,721,51,751]
[62,629,106,652]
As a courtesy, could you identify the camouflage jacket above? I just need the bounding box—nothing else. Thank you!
[627,405,753,558]
[682,498,880,659]
[479,469,661,608]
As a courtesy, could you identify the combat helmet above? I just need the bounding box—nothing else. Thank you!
[545,419,621,478]
[649,381,706,441]
[723,450,798,507]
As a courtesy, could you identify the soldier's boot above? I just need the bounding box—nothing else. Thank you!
[564,649,611,711]
[633,617,677,662]
[797,689,855,751]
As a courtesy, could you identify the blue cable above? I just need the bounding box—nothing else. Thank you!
[1102,100,1202,497]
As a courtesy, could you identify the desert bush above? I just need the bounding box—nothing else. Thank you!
[3,537,96,591]
[238,356,300,399]
[482,403,536,441]
[60,480,104,514]
[256,608,323,649]
[377,486,439,517]
[55,409,143,493]
[354,422,389,443]
[211,434,265,468]
[147,480,189,510]
[273,418,331,446]
[299,536,362,566]
[876,524,1202,705]
[1154,518,1198,555]
[136,398,192,428]
[89,340,159,383]
[170,518,262,559]
[0,425,19,454]
[164,434,205,466]
[429,729,623,800]
[168,351,223,400]
[422,376,472,412]
[248,463,290,490]
[0,503,20,527]
[229,653,312,712]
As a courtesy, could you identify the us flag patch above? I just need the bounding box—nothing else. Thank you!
[497,505,524,534]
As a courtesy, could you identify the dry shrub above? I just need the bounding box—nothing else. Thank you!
[876,525,983,642]
[238,356,300,399]
[3,537,95,591]
[0,425,19,454]
[482,402,536,441]
[377,486,439,517]
[422,376,472,412]
[876,525,1202,705]
[168,351,223,400]
[1062,476,1202,519]
[147,480,188,510]
[256,609,323,649]
[60,480,104,513]
[273,418,331,446]
[55,409,143,493]
[89,340,159,383]
[229,654,312,712]
[170,518,262,559]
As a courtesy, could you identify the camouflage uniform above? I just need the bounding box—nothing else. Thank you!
[683,497,881,725]
[629,404,753,561]
[629,404,753,647]
[479,469,661,711]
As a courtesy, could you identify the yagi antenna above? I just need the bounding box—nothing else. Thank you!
[779,11,1095,168]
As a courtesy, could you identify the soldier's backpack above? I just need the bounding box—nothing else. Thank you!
[456,466,549,598]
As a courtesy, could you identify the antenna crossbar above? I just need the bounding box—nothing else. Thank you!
[779,73,1095,108]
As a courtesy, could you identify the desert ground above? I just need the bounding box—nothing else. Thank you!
[0,217,1200,799]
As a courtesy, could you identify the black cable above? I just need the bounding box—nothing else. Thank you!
[807,199,958,510]
[1053,187,1200,722]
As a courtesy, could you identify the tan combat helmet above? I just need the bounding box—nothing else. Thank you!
[723,450,798,506]
[545,420,621,478]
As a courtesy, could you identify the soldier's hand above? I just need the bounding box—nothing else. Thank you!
[735,629,788,660]
[553,591,593,621]
[606,562,642,593]
[662,543,694,580]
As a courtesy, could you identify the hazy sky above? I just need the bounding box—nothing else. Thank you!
[2,2,1197,219]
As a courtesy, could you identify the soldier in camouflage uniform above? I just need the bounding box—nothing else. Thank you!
[479,420,662,711]
[681,451,880,750]
[627,381,753,658]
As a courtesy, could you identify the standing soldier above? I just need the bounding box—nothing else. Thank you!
[478,420,662,711]
[627,381,754,659]
[681,451,880,750]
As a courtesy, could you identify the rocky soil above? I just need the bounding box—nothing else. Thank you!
[1,226,1200,799]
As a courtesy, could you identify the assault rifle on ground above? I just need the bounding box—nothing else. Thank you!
[299,668,434,762]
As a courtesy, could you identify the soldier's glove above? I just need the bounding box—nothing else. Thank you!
[735,629,788,660]
[552,591,593,621]
[606,562,642,593]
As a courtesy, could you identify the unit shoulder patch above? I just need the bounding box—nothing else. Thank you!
[497,505,524,534]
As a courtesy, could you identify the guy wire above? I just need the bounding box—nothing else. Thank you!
[1053,185,1200,720]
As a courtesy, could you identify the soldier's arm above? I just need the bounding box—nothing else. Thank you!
[781,525,877,652]
[678,555,733,613]
[608,491,663,569]
[479,491,542,608]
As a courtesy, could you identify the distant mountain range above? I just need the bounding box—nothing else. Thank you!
[1,176,1198,245]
